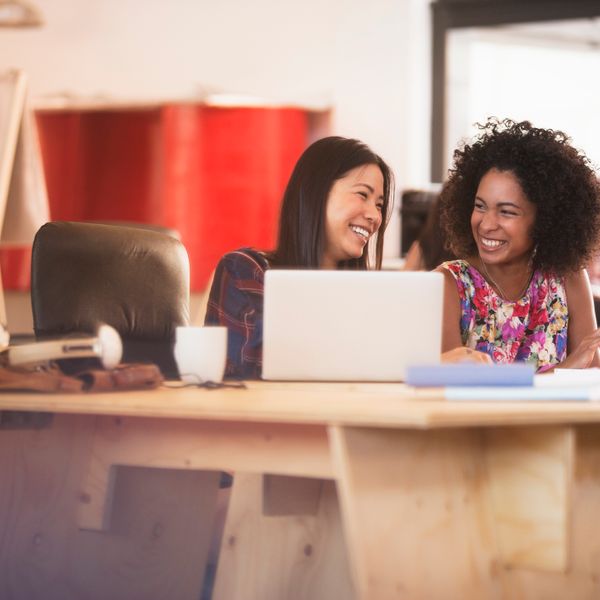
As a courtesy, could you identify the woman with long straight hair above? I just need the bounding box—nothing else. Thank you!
[205,136,394,379]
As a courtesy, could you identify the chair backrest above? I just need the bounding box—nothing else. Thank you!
[31,221,190,377]
[400,189,438,256]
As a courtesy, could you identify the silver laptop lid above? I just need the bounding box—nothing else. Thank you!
[262,270,443,381]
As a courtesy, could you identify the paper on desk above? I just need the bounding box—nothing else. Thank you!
[447,368,600,401]
[534,368,600,388]
[445,385,600,402]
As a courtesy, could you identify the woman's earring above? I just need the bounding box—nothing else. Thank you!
[530,245,538,266]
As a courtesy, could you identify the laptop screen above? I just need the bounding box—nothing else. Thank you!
[262,270,443,381]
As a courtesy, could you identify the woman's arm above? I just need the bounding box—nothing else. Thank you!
[436,267,492,364]
[205,250,266,379]
[438,268,463,352]
[558,269,600,369]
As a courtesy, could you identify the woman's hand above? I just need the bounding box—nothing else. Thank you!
[563,270,600,368]
[559,328,600,369]
[441,346,493,364]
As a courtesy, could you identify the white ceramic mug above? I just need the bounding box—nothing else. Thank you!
[174,326,228,384]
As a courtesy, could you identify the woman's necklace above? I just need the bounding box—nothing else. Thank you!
[479,258,532,302]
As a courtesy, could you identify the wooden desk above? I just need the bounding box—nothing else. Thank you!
[2,382,600,599]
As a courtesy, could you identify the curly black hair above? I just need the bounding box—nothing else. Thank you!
[440,118,600,275]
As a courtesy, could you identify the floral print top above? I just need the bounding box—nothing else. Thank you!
[441,259,568,372]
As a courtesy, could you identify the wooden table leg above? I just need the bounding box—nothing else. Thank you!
[483,426,573,571]
[330,425,502,600]
[0,414,221,600]
[213,473,355,600]
[329,425,576,600]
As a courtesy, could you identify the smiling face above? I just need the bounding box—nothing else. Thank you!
[321,163,384,268]
[471,168,537,267]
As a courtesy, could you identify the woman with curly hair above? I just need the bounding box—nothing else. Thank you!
[438,118,600,371]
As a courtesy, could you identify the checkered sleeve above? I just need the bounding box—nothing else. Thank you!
[204,249,267,379]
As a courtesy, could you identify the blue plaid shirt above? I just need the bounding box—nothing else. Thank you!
[205,248,269,379]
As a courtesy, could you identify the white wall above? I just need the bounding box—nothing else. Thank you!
[447,29,600,173]
[0,0,434,258]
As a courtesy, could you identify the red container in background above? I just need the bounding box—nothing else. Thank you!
[161,105,309,288]
[2,104,320,291]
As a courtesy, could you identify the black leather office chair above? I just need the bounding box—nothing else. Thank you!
[31,221,190,378]
[400,189,438,256]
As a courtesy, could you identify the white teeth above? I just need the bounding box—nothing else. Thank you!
[350,225,369,239]
[481,238,504,248]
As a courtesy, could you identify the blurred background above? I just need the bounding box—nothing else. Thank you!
[0,0,599,330]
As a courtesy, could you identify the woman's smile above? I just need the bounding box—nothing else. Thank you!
[479,236,506,251]
[471,168,536,266]
[350,224,371,244]
[321,163,384,268]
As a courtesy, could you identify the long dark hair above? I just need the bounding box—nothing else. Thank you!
[269,136,394,269]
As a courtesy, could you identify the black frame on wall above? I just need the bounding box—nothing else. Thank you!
[430,0,600,182]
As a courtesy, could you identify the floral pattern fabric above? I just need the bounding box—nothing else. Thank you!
[441,260,568,372]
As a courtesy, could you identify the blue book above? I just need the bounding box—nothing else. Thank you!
[405,363,535,387]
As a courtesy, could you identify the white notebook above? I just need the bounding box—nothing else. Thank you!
[446,370,600,402]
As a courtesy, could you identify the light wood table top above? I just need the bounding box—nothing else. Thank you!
[3,380,600,598]
[1,380,600,428]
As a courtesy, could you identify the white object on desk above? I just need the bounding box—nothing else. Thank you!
[263,270,443,382]
[535,368,600,388]
[445,386,600,402]
[174,325,227,383]
[446,368,600,401]
[8,323,122,368]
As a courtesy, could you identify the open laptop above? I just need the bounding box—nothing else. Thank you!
[262,270,443,381]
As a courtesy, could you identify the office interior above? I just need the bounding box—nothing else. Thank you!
[1,1,600,328]
[2,0,600,333]
[2,1,600,599]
